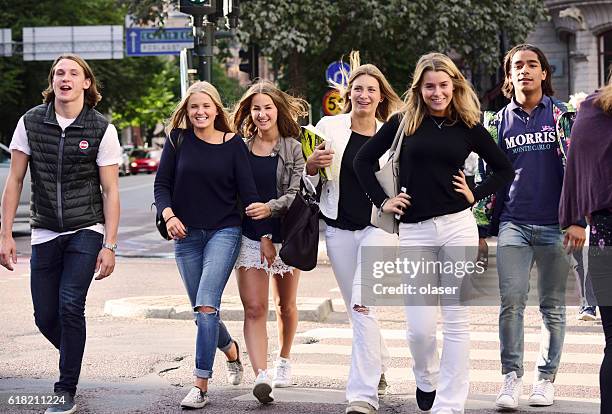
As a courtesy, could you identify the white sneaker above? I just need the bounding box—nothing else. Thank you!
[346,400,377,413]
[272,357,292,388]
[253,369,274,404]
[528,379,554,406]
[180,386,208,409]
[495,371,522,409]
[225,340,244,385]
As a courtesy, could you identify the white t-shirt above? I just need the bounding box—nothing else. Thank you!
[10,113,122,245]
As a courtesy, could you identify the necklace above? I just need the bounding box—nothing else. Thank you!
[430,116,446,129]
[254,136,278,157]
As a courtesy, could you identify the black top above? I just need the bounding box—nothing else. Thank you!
[154,129,270,236]
[242,152,281,243]
[354,113,514,223]
[324,131,378,231]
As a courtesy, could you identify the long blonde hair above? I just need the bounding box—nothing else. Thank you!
[165,81,233,135]
[231,80,308,138]
[595,74,612,114]
[333,51,402,122]
[401,53,481,136]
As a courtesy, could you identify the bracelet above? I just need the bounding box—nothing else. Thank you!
[378,198,390,218]
[164,215,176,224]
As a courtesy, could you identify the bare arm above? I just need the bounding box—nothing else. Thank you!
[95,164,120,280]
[0,150,29,271]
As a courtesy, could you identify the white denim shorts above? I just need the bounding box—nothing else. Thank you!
[235,236,293,276]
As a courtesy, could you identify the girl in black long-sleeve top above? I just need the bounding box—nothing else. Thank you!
[154,81,270,409]
[354,53,514,414]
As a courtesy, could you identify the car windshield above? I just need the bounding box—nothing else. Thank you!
[130,150,149,159]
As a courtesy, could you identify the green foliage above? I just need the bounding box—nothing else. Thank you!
[0,0,180,144]
[4,0,549,140]
[110,59,179,130]
[237,0,548,119]
[212,61,246,108]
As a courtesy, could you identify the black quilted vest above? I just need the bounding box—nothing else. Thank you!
[23,103,107,232]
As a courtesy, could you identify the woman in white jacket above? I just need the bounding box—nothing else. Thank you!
[304,52,402,414]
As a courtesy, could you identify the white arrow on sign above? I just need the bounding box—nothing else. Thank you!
[129,31,137,53]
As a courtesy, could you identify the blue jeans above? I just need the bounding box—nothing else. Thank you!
[497,221,570,381]
[174,226,241,379]
[30,229,103,395]
[573,248,597,307]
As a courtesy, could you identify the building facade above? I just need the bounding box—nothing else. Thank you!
[529,0,612,100]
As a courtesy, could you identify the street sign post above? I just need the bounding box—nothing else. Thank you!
[325,61,350,87]
[0,29,11,57]
[126,27,193,56]
[23,26,123,61]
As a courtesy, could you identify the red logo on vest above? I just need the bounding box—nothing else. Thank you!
[79,140,89,150]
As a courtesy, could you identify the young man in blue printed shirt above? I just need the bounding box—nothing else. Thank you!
[478,44,586,410]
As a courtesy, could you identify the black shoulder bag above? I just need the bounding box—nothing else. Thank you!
[279,179,320,271]
[153,130,184,240]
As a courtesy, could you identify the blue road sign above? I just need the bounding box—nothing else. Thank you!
[325,61,350,86]
[126,27,193,56]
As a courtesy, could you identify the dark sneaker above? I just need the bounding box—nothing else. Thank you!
[416,387,436,411]
[577,306,597,321]
[377,373,389,396]
[44,392,76,414]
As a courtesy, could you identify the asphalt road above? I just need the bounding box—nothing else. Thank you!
[1,173,605,413]
[12,173,174,258]
[0,255,604,414]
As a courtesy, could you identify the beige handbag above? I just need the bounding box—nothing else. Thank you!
[370,116,407,234]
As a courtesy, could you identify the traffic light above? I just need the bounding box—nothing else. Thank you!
[239,44,259,80]
[179,0,216,16]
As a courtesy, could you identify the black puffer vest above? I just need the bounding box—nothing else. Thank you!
[23,103,108,232]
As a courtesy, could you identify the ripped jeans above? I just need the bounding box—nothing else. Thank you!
[175,226,242,379]
[325,224,398,409]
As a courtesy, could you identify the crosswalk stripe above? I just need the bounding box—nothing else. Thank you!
[291,343,603,365]
[297,327,604,346]
[289,363,599,387]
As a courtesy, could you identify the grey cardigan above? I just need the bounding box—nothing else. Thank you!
[244,136,305,217]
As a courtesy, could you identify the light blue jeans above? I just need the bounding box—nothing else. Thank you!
[174,226,241,378]
[497,221,570,381]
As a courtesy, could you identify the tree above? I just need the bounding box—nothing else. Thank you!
[110,60,178,135]
[0,0,178,144]
[238,0,548,116]
[122,0,549,119]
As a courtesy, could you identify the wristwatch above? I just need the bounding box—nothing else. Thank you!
[261,234,273,240]
[102,242,118,253]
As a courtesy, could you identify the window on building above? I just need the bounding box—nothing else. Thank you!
[600,30,612,85]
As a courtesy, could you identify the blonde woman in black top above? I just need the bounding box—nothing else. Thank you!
[354,53,513,413]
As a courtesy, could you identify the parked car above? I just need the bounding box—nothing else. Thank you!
[129,149,161,175]
[0,143,31,223]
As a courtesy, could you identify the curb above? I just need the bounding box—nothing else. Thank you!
[104,295,333,322]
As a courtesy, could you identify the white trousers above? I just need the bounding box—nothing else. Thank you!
[399,208,478,414]
[325,224,398,409]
